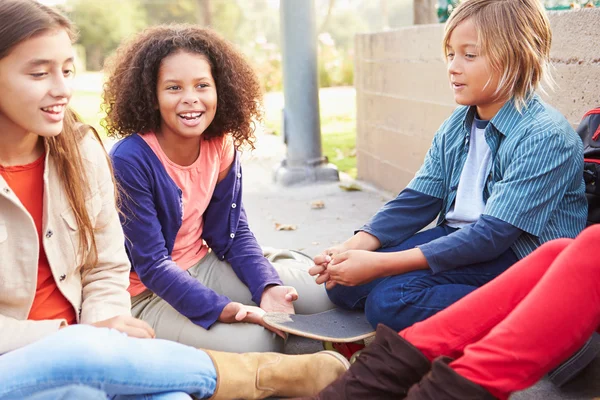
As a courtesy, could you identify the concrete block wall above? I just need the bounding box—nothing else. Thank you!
[355,8,600,193]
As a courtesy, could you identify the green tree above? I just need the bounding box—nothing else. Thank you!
[143,0,196,25]
[67,0,146,70]
[142,0,242,43]
[211,1,243,43]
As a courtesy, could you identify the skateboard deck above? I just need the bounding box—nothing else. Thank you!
[263,308,376,342]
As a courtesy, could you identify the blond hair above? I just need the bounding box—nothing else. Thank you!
[443,0,552,111]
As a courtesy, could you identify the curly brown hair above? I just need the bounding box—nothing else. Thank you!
[102,25,262,149]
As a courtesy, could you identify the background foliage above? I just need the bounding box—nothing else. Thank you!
[63,0,413,90]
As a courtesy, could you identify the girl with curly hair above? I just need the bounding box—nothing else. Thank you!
[103,24,335,353]
[0,2,349,399]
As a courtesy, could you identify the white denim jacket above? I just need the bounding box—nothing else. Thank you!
[0,132,131,354]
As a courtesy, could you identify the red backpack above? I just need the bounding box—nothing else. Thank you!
[577,107,600,225]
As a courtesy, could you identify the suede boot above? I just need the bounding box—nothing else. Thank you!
[295,324,432,399]
[206,349,350,399]
[405,356,496,399]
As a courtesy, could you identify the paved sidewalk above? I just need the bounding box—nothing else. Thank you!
[241,132,390,265]
[240,132,600,400]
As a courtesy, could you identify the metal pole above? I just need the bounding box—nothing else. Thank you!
[274,0,339,185]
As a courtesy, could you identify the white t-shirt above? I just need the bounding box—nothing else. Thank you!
[446,119,492,228]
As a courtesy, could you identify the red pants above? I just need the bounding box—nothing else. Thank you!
[400,224,600,399]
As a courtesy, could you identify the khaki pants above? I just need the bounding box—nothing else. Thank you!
[131,248,335,353]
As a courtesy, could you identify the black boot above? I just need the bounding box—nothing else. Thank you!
[295,324,432,399]
[406,356,496,399]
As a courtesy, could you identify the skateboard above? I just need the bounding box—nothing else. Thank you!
[262,308,375,343]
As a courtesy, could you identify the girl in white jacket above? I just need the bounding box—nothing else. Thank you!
[0,1,347,399]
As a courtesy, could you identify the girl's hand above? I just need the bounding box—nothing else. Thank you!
[219,302,286,339]
[259,285,298,314]
[90,315,155,339]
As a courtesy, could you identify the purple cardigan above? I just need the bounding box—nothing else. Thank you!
[110,135,283,329]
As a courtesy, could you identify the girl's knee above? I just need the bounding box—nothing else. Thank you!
[53,325,131,365]
[28,385,108,400]
[296,286,335,314]
[18,326,132,381]
[577,224,600,243]
[50,325,108,352]
[213,324,284,353]
[537,238,572,256]
[240,326,284,353]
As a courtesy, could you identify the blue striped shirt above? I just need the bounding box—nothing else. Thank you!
[407,95,587,259]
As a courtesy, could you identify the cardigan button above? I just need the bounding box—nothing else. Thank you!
[237,172,241,178]
[231,203,237,209]
[230,233,235,239]
[59,274,66,282]
[45,230,53,238]
[2,187,10,194]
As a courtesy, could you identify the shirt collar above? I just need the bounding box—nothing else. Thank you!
[462,94,538,137]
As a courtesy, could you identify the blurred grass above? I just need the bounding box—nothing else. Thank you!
[71,90,104,134]
[264,87,357,178]
[70,73,357,178]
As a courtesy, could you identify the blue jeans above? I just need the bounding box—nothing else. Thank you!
[327,225,519,331]
[0,325,216,400]
[25,385,108,400]
[24,386,192,400]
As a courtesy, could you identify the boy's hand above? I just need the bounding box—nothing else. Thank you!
[91,315,155,339]
[311,245,347,288]
[326,250,384,287]
[312,245,346,269]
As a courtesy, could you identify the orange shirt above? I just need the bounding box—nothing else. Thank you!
[0,154,77,324]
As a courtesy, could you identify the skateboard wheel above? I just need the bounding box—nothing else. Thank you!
[324,342,366,360]
[323,341,336,352]
[349,350,363,364]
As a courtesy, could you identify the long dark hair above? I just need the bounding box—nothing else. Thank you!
[0,0,104,266]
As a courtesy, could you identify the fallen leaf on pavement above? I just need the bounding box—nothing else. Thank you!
[311,200,325,209]
[275,223,297,231]
[339,183,362,192]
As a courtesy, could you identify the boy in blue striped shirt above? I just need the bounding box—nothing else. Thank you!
[310,0,587,332]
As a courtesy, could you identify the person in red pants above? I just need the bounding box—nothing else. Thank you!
[297,223,600,399]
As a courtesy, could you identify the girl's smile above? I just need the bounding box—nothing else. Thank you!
[156,50,217,140]
[178,111,205,127]
[41,103,67,122]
